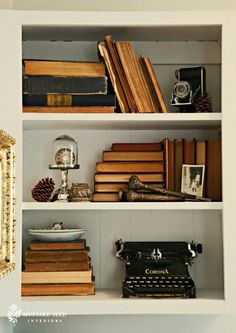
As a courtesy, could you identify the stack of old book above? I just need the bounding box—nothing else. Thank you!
[22,60,116,113]
[93,138,222,202]
[98,35,169,113]
[93,142,167,202]
[21,239,95,296]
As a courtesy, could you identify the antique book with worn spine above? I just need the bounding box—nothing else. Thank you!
[94,173,165,183]
[206,140,222,200]
[22,270,93,284]
[23,76,108,95]
[22,282,95,296]
[23,94,116,107]
[183,139,196,164]
[25,249,90,262]
[103,151,164,162]
[28,240,86,251]
[98,42,130,113]
[111,142,163,151]
[24,260,90,272]
[23,60,105,76]
[96,161,164,173]
[23,106,115,113]
[92,192,121,202]
[174,139,184,192]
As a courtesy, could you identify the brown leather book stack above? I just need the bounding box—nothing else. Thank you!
[93,138,222,202]
[22,60,116,113]
[21,240,95,296]
[93,142,167,202]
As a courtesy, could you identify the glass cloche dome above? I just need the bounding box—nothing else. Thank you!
[52,134,78,167]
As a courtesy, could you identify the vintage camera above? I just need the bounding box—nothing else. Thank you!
[170,66,206,108]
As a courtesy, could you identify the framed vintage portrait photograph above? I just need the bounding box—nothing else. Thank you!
[181,164,205,197]
[0,129,16,279]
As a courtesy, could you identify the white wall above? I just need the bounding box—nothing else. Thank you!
[0,0,236,11]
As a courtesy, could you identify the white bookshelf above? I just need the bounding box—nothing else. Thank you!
[21,289,225,315]
[22,201,223,211]
[1,9,236,316]
[22,113,222,130]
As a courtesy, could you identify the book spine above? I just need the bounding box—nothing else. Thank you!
[94,173,165,183]
[25,250,89,262]
[23,76,108,95]
[22,283,95,296]
[23,94,116,106]
[23,60,105,76]
[206,140,222,200]
[21,271,92,284]
[174,140,184,192]
[92,193,120,202]
[24,261,90,272]
[111,143,163,151]
[103,151,164,161]
[96,162,164,173]
[29,240,86,251]
[23,106,115,113]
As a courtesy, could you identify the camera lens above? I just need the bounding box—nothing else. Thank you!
[174,81,191,99]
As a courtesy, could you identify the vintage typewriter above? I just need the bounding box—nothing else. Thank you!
[116,240,202,298]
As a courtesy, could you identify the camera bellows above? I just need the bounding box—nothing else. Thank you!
[195,93,212,113]
[32,177,55,202]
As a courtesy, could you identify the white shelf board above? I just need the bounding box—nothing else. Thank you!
[22,113,222,130]
[21,289,225,315]
[22,201,223,211]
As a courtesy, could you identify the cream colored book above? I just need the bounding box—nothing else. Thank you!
[22,270,92,284]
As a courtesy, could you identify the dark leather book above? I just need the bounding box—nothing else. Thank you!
[22,282,95,296]
[206,140,222,200]
[92,192,120,202]
[111,143,163,151]
[94,173,165,183]
[183,139,196,164]
[96,162,164,173]
[25,249,89,262]
[196,141,206,165]
[23,75,108,95]
[174,140,184,192]
[24,261,90,272]
[167,140,175,191]
[28,239,86,251]
[23,94,116,106]
[103,151,164,161]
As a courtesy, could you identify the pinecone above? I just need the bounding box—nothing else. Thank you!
[32,177,55,202]
[195,93,213,113]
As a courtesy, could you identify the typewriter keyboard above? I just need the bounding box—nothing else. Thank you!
[123,276,195,298]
